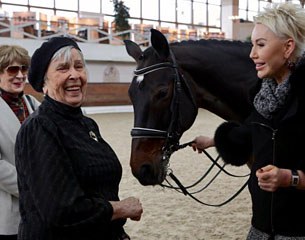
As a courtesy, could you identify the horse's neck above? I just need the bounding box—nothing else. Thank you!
[193,83,245,121]
[172,43,258,122]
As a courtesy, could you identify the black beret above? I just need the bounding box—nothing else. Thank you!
[28,37,81,92]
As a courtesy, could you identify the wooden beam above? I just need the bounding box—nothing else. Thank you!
[24,82,131,106]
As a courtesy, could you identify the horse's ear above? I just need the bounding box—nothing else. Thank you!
[124,40,143,62]
[150,29,170,59]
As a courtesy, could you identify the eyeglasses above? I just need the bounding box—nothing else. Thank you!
[5,65,29,76]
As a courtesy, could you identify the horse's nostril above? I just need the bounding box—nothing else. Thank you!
[138,164,155,185]
[140,164,153,177]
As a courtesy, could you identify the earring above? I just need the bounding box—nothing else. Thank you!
[287,60,296,71]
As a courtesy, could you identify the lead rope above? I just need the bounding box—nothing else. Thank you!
[161,140,250,207]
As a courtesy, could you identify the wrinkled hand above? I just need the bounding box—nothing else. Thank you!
[190,135,215,153]
[110,197,143,221]
[256,165,290,192]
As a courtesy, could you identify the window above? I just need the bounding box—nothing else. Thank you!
[101,1,114,15]
[1,0,28,4]
[177,0,192,24]
[240,0,304,22]
[248,0,258,21]
[239,9,247,21]
[248,1,258,12]
[194,1,206,25]
[29,0,54,8]
[1,5,28,17]
[239,0,259,21]
[124,0,140,18]
[239,1,247,10]
[208,0,220,4]
[142,0,159,20]
[55,0,78,11]
[160,0,176,22]
[208,4,220,27]
[79,0,100,13]
[1,0,226,40]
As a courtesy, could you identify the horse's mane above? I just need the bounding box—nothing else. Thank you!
[143,38,252,58]
[170,39,252,55]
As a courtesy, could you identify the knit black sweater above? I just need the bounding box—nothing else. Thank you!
[15,95,126,240]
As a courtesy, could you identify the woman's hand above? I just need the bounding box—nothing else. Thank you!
[190,135,215,153]
[110,197,143,221]
[256,165,291,192]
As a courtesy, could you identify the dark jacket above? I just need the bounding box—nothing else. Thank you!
[214,57,305,237]
[15,96,127,240]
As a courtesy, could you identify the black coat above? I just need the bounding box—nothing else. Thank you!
[15,96,127,240]
[214,57,305,237]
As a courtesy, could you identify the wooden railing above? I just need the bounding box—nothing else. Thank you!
[24,82,131,106]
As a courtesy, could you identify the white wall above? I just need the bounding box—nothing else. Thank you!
[236,21,254,41]
[0,37,138,83]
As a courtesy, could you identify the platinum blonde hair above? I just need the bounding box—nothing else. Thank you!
[254,3,305,60]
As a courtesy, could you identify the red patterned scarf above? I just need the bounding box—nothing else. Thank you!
[0,88,29,124]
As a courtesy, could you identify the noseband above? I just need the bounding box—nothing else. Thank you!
[131,50,196,166]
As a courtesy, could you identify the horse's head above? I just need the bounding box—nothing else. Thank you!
[124,29,198,185]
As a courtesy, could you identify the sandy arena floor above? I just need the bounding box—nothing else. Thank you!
[89,109,252,240]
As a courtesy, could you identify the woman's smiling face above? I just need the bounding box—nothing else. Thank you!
[250,23,294,84]
[0,61,28,96]
[43,47,87,107]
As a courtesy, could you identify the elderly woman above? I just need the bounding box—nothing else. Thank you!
[191,3,305,239]
[15,37,143,240]
[0,45,39,240]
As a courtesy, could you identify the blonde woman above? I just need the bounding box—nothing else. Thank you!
[191,3,305,239]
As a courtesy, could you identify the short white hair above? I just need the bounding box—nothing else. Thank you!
[43,45,88,82]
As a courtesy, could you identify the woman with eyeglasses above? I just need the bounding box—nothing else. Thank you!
[0,45,40,240]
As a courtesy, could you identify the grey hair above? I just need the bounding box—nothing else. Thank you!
[254,3,305,60]
[43,45,88,83]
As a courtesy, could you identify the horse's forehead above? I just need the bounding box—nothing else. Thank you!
[133,48,172,85]
[142,47,164,63]
[144,47,156,56]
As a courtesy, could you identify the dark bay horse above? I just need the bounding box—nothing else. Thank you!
[124,29,259,186]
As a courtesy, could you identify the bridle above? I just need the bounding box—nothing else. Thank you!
[130,49,249,207]
[131,50,197,167]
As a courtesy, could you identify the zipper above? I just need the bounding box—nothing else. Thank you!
[252,121,278,236]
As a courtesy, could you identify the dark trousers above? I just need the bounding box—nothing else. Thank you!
[0,235,17,240]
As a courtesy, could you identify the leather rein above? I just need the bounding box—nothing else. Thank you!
[130,50,249,207]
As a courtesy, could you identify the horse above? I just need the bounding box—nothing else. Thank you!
[124,29,259,186]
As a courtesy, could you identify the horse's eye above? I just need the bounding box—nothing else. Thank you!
[156,88,168,99]
[139,54,144,60]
